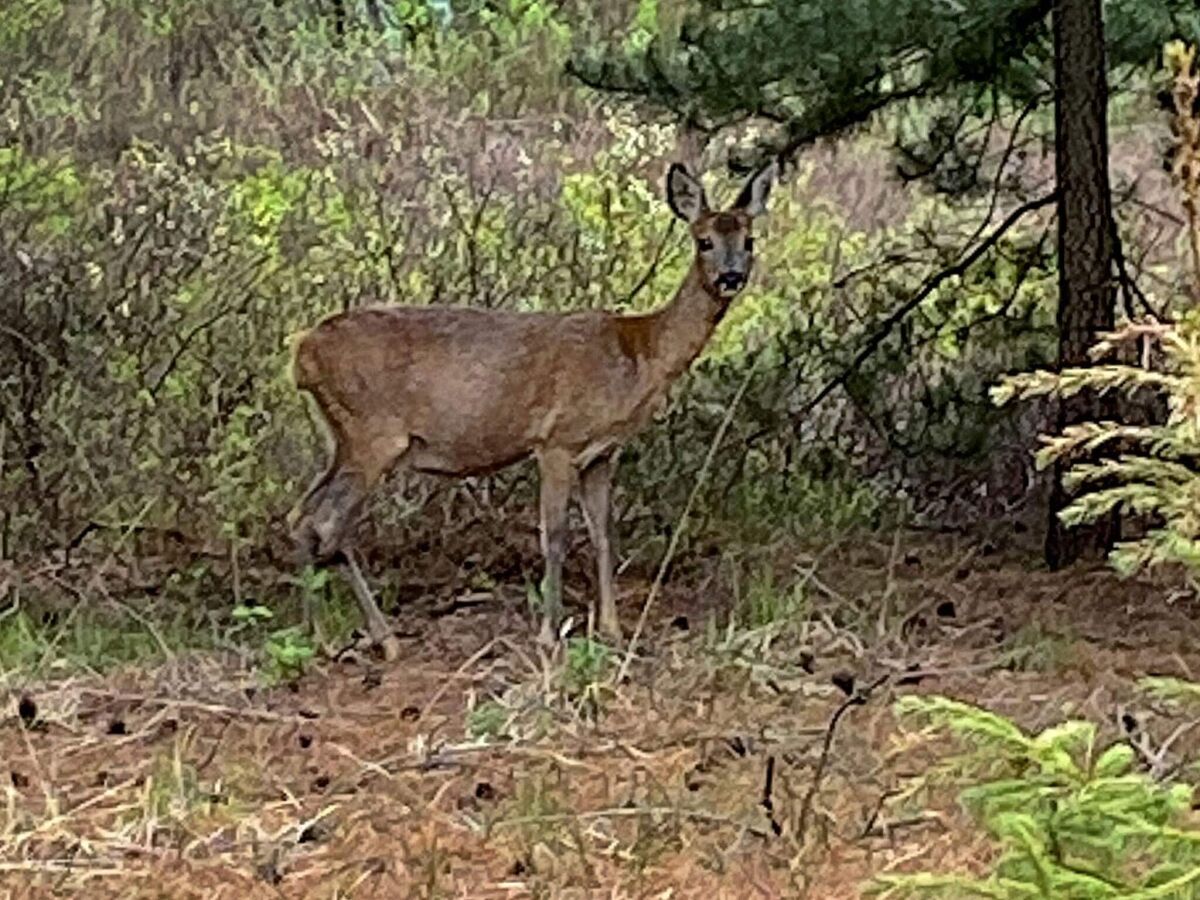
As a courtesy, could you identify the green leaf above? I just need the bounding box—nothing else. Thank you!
[232,604,273,623]
[1093,744,1135,778]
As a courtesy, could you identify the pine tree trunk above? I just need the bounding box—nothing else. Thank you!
[1046,0,1118,569]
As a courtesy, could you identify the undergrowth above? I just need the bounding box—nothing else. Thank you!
[0,573,358,680]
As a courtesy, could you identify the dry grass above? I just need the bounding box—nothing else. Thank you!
[4,532,1200,898]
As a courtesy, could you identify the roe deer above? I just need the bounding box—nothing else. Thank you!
[288,160,777,659]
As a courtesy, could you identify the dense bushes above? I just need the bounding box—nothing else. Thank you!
[2,0,1067,576]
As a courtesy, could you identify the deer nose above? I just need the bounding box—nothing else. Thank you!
[716,272,745,292]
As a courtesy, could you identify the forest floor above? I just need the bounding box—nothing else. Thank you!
[4,530,1200,899]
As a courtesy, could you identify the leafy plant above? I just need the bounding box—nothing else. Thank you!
[144,750,206,822]
[232,598,317,683]
[731,567,810,631]
[495,771,566,866]
[467,699,511,741]
[559,636,614,718]
[1000,623,1075,673]
[868,695,1200,899]
[262,626,315,686]
[1142,676,1200,709]
[230,603,273,625]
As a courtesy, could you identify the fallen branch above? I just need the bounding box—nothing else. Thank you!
[75,689,322,725]
[490,804,771,840]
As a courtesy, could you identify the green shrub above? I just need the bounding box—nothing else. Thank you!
[869,695,1200,899]
[467,700,511,741]
[559,636,614,718]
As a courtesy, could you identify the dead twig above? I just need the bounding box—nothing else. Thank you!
[490,805,771,840]
[761,755,782,836]
[616,362,759,684]
[792,674,890,844]
[74,689,322,725]
[793,191,1057,421]
[419,637,499,720]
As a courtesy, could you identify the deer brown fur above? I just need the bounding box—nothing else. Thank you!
[288,160,777,658]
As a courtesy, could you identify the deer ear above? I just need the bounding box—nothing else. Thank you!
[666,163,708,223]
[734,160,778,217]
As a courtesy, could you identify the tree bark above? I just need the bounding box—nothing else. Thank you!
[1046,0,1118,569]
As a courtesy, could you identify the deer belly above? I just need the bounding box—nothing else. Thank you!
[573,438,619,469]
[392,358,548,476]
[405,433,534,478]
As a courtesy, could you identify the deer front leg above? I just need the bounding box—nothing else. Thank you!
[290,466,369,564]
[536,450,574,646]
[290,429,408,663]
[580,454,621,641]
[341,550,400,662]
[290,468,398,662]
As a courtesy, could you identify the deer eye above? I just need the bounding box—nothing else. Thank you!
[744,236,755,252]
[697,237,714,252]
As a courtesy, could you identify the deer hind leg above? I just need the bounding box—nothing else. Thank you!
[340,549,398,661]
[536,449,575,647]
[579,454,621,641]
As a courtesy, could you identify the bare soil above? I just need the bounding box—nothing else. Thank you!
[4,532,1200,899]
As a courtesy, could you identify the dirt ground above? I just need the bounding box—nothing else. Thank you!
[5,532,1200,899]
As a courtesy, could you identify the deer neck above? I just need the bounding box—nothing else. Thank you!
[645,259,728,382]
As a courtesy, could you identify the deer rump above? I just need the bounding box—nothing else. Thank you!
[293,304,658,479]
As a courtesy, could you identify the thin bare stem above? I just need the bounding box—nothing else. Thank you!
[616,362,758,684]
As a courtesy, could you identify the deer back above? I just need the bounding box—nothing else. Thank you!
[293,304,667,475]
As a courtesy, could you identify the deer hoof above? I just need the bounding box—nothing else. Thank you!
[375,634,401,663]
[537,619,559,649]
[599,617,623,644]
[339,632,400,664]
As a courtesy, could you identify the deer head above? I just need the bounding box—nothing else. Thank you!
[666,160,777,300]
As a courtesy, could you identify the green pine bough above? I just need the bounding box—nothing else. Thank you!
[867,691,1200,899]
[991,314,1200,585]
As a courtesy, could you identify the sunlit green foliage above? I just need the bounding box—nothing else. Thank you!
[1,0,1066,592]
[995,314,1200,583]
